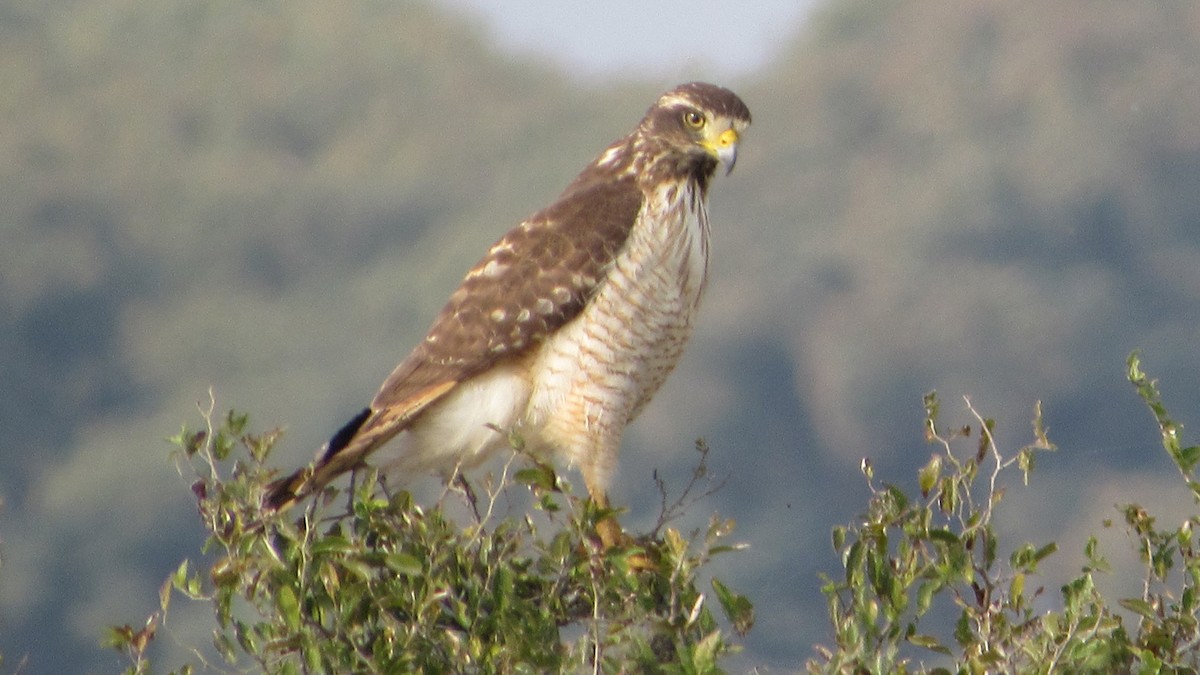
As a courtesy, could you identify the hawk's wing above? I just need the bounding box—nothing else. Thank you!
[266,163,643,509]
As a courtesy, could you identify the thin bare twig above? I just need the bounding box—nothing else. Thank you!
[651,439,728,539]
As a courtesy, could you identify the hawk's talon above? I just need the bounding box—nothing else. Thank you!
[595,514,657,572]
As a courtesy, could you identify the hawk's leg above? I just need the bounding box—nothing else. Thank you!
[591,492,624,551]
[589,490,656,571]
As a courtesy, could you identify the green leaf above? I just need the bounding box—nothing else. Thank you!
[689,629,723,672]
[939,477,958,514]
[224,409,249,435]
[927,528,959,546]
[1137,653,1164,675]
[954,609,972,646]
[919,454,942,497]
[1017,448,1035,483]
[168,560,190,609]
[233,619,256,656]
[1118,597,1156,620]
[845,540,864,586]
[907,633,950,655]
[1011,543,1035,569]
[916,580,939,615]
[884,484,908,513]
[514,463,558,492]
[312,535,354,557]
[832,526,847,552]
[101,624,133,651]
[385,552,424,576]
[1009,573,1025,602]
[1178,445,1200,473]
[277,584,301,631]
[1032,542,1059,565]
[712,578,755,636]
[341,558,374,581]
[212,432,234,460]
[538,493,561,512]
[1127,350,1142,377]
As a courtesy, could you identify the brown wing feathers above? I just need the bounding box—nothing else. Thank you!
[264,160,642,511]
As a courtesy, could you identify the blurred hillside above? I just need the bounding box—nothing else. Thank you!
[2,0,1200,670]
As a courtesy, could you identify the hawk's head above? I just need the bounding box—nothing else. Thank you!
[636,82,752,184]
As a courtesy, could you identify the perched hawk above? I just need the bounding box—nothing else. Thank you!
[267,82,750,538]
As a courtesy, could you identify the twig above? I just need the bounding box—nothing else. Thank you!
[651,439,728,538]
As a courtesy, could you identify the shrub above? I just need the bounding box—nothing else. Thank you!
[110,352,1200,672]
[107,400,753,674]
[809,352,1200,673]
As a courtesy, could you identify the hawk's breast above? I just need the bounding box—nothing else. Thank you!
[525,179,710,467]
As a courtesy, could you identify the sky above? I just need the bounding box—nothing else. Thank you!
[435,0,818,78]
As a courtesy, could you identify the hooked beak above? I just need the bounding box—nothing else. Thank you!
[706,127,741,175]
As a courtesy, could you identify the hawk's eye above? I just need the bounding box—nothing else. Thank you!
[683,110,705,129]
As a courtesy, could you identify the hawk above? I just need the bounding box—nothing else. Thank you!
[267,82,750,542]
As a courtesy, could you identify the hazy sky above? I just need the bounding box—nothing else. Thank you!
[435,0,818,78]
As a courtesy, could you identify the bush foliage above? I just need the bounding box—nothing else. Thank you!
[808,352,1200,673]
[109,352,1200,672]
[108,404,753,674]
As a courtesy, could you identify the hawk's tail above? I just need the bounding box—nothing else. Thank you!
[263,379,459,512]
[264,407,372,511]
